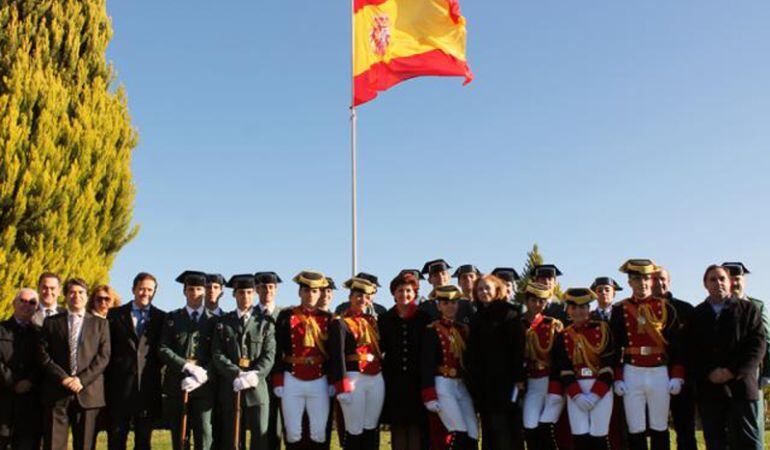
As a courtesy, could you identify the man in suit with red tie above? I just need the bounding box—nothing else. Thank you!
[105,272,166,450]
[37,278,111,450]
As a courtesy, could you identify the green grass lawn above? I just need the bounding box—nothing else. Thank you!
[86,430,768,449]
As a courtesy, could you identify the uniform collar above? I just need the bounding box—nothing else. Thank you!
[185,305,205,318]
[236,307,252,320]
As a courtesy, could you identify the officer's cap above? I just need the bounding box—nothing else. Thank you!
[205,273,226,286]
[175,271,208,287]
[563,288,597,306]
[429,285,463,301]
[452,264,481,278]
[590,277,623,292]
[722,262,751,276]
[619,259,659,275]
[226,274,257,290]
[254,271,283,285]
[491,267,521,282]
[293,271,328,289]
[531,264,563,278]
[325,277,338,290]
[355,272,381,287]
[421,259,451,275]
[524,282,552,300]
[344,277,377,295]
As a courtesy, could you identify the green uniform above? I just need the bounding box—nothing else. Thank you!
[159,308,217,450]
[212,309,276,450]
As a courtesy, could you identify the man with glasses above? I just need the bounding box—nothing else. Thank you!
[0,288,43,450]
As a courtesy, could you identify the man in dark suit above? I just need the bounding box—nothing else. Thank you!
[255,271,284,450]
[37,278,111,450]
[32,272,66,327]
[212,274,276,450]
[105,272,166,450]
[689,265,765,450]
[159,271,216,450]
[0,288,43,450]
[652,268,697,450]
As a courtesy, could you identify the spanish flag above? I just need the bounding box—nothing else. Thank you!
[353,0,473,106]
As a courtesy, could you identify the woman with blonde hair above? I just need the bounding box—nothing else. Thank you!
[87,284,121,318]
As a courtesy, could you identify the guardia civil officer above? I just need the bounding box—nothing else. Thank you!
[254,271,284,450]
[610,260,683,450]
[0,288,43,450]
[421,285,478,450]
[590,278,622,322]
[211,274,276,450]
[453,265,481,302]
[723,261,770,447]
[204,273,227,317]
[521,282,564,450]
[273,271,333,449]
[552,288,614,450]
[328,277,385,449]
[532,265,569,323]
[158,271,217,450]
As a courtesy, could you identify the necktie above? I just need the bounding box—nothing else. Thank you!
[69,314,83,375]
[136,309,147,336]
[191,310,199,325]
[45,309,55,318]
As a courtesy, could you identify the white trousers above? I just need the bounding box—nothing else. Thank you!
[523,376,564,429]
[566,379,613,436]
[338,372,385,435]
[622,364,670,433]
[281,372,330,443]
[435,376,478,439]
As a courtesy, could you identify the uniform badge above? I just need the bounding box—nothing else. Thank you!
[238,358,251,369]
[580,367,594,377]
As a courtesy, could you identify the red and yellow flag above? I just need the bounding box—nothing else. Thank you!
[353,0,473,106]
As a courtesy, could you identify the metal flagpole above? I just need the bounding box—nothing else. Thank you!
[350,0,358,277]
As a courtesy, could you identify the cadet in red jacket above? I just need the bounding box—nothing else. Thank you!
[552,288,615,450]
[272,271,333,449]
[421,285,478,450]
[328,277,384,449]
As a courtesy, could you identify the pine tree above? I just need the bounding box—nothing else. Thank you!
[518,243,563,300]
[0,0,138,316]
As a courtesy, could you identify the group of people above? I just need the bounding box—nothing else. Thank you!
[0,258,766,450]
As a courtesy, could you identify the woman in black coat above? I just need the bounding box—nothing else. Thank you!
[378,272,432,450]
[467,274,527,450]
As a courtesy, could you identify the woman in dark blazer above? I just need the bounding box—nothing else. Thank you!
[378,272,432,450]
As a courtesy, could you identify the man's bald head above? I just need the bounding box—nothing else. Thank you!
[652,268,671,297]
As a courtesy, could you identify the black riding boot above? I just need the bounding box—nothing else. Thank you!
[649,430,670,450]
[591,435,611,450]
[627,432,648,450]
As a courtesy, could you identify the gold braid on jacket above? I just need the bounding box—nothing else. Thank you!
[298,312,327,357]
[525,318,563,363]
[566,322,609,374]
[435,322,466,369]
[344,316,382,358]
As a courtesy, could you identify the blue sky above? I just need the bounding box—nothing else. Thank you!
[106,0,770,311]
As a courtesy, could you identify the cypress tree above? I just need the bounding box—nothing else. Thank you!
[518,243,563,300]
[0,0,138,316]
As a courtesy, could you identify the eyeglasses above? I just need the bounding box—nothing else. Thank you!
[94,296,112,302]
[19,299,39,306]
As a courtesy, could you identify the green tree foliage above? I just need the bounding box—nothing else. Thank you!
[518,243,563,300]
[0,0,138,316]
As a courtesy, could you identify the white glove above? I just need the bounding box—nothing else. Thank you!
[273,386,284,398]
[233,377,246,392]
[668,378,684,395]
[337,392,353,404]
[546,393,565,410]
[572,394,593,412]
[241,371,260,389]
[583,393,600,410]
[424,400,441,412]
[328,385,337,397]
[181,376,201,392]
[613,381,627,396]
[183,363,208,384]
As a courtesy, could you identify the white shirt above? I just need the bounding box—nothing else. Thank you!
[259,303,275,316]
[237,307,253,321]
